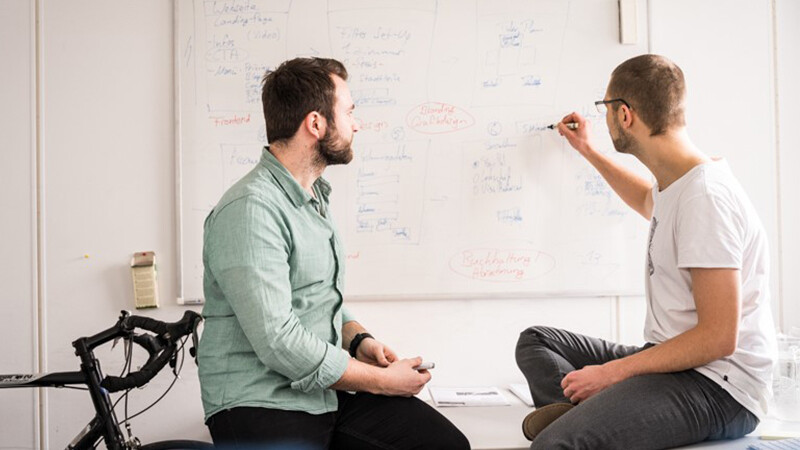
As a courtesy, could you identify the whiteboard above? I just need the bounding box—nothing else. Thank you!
[176,0,651,300]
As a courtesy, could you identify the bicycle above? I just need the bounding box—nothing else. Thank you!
[0,310,214,450]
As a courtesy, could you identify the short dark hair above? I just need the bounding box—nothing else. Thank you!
[261,57,348,144]
[608,54,686,136]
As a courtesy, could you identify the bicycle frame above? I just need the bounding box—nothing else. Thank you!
[0,310,203,450]
[0,371,120,449]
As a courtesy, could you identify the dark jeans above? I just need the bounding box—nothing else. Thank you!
[206,390,470,450]
[515,326,759,450]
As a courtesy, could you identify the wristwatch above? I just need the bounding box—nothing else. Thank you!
[348,332,374,357]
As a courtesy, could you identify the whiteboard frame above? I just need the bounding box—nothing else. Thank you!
[174,0,195,305]
[344,290,644,302]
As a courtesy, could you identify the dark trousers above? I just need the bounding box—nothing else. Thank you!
[206,390,470,450]
[515,326,759,450]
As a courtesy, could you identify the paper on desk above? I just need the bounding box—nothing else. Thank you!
[509,383,535,406]
[747,437,800,449]
[428,386,510,407]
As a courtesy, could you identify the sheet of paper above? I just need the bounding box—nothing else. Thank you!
[428,386,510,407]
[509,383,535,406]
[747,437,800,450]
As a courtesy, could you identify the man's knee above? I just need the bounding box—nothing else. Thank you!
[515,325,555,366]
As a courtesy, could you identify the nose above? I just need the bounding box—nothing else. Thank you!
[353,118,361,133]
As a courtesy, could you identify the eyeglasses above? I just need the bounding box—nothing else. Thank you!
[594,98,631,114]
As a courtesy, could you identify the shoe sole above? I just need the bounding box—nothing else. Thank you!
[522,403,574,441]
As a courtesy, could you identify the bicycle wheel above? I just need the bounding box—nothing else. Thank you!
[139,440,214,449]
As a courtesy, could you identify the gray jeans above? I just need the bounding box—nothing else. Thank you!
[515,326,758,450]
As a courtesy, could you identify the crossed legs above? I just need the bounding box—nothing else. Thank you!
[515,326,758,449]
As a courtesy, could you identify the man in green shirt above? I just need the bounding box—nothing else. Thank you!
[198,57,469,449]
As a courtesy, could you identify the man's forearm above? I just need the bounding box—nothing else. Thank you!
[330,358,384,394]
[606,326,736,382]
[342,320,368,351]
[610,268,742,380]
[561,324,736,404]
[583,147,653,219]
[330,355,430,398]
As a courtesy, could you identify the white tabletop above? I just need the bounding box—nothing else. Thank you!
[436,402,533,450]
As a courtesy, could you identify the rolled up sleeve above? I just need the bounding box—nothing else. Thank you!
[341,306,356,324]
[291,343,350,392]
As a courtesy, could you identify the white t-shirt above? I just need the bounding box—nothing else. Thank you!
[644,159,777,418]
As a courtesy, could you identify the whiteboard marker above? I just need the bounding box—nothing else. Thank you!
[547,122,579,130]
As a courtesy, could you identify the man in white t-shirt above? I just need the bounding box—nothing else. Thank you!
[515,54,777,449]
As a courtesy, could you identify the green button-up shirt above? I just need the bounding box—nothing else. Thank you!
[198,147,354,420]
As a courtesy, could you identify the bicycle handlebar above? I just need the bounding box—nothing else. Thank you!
[98,310,202,393]
[125,310,201,341]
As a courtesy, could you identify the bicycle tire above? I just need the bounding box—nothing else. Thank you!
[139,440,214,449]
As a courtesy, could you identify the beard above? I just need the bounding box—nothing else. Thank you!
[314,124,354,166]
[610,115,641,156]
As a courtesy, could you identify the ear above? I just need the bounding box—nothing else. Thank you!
[302,111,326,139]
[618,105,634,129]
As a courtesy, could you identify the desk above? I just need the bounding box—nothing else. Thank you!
[426,387,532,450]
[428,388,800,450]
[436,402,533,450]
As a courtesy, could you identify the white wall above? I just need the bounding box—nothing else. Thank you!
[777,0,800,334]
[650,0,781,327]
[347,297,619,388]
[0,1,38,448]
[1,1,797,448]
[37,1,209,446]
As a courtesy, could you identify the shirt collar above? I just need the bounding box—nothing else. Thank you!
[260,146,332,208]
